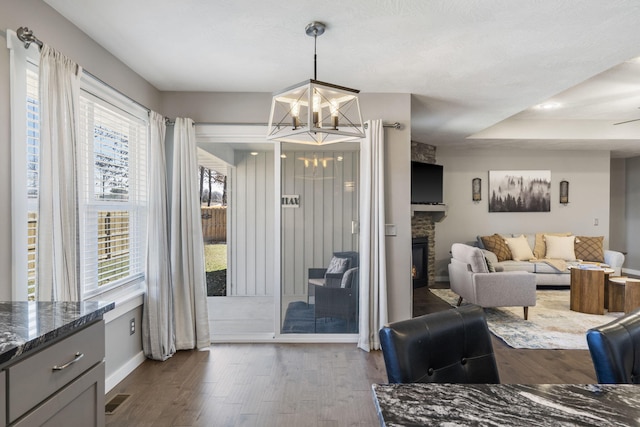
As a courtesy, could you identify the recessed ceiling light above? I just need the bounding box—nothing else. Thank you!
[281,154,287,158]
[250,152,259,156]
[535,102,561,110]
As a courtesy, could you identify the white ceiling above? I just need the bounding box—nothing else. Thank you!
[44,0,640,158]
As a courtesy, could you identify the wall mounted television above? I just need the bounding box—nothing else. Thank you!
[411,162,444,204]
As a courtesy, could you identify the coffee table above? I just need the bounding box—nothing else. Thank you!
[607,277,640,313]
[570,267,614,315]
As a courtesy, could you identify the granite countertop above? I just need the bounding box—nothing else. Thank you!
[0,301,115,366]
[372,383,640,426]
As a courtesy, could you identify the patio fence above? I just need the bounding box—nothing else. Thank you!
[201,206,227,242]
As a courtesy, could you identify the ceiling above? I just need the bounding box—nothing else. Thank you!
[44,0,640,158]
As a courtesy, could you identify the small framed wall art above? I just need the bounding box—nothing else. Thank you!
[472,178,481,202]
[559,180,569,205]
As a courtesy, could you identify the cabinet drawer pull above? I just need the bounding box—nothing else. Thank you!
[52,352,84,371]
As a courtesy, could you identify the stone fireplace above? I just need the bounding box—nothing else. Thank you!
[411,141,437,287]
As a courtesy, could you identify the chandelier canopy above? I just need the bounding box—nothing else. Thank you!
[267,22,365,145]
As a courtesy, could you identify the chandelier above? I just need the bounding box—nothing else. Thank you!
[267,22,365,145]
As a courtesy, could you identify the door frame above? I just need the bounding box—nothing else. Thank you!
[196,124,358,343]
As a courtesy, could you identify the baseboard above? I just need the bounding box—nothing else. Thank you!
[105,351,146,393]
[622,268,640,277]
[210,333,358,344]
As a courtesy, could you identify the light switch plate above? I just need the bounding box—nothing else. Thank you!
[385,224,397,236]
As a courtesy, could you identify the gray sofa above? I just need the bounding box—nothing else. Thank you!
[477,234,625,287]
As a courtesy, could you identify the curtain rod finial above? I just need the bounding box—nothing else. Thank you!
[16,26,43,50]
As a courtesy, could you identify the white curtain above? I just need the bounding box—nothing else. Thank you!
[358,120,388,351]
[170,118,211,350]
[142,111,175,360]
[36,45,81,301]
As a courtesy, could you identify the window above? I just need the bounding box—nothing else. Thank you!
[26,66,40,300]
[10,32,148,300]
[78,91,148,298]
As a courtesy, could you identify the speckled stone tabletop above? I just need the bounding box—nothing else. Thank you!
[0,301,114,366]
[372,383,640,426]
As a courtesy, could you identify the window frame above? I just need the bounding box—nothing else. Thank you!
[78,86,149,298]
[9,31,150,300]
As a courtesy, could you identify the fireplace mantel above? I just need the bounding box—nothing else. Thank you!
[411,204,447,222]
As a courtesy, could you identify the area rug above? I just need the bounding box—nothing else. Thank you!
[430,289,622,350]
[281,301,357,334]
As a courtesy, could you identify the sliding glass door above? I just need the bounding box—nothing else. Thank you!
[279,142,360,336]
[198,134,276,341]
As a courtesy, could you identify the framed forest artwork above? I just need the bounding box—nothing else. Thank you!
[488,170,551,212]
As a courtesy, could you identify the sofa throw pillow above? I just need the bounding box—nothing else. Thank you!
[340,267,358,288]
[533,232,572,259]
[575,236,605,263]
[504,235,535,261]
[484,257,496,273]
[480,234,512,262]
[326,256,349,275]
[544,235,576,261]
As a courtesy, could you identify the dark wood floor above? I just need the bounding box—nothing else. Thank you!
[105,287,597,426]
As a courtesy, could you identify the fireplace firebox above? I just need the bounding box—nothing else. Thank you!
[412,237,429,288]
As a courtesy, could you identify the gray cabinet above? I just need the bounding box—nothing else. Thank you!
[0,371,5,427]
[4,320,105,427]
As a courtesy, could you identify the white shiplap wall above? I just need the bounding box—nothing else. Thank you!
[230,150,275,296]
[281,150,359,298]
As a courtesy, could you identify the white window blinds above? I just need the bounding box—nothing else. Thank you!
[78,92,148,297]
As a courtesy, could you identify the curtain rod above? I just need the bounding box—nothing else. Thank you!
[16,26,152,115]
[15,27,403,132]
[165,120,402,129]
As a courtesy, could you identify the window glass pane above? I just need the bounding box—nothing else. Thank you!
[92,103,131,201]
[97,211,130,286]
[26,68,39,200]
[26,66,39,301]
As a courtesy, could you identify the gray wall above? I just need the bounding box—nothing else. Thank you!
[610,158,627,253]
[360,93,413,322]
[626,156,640,270]
[104,306,143,377]
[436,148,612,277]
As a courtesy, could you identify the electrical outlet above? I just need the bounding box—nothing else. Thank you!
[130,318,135,335]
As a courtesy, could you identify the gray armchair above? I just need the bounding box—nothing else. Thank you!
[308,251,359,301]
[313,266,359,332]
[448,243,536,320]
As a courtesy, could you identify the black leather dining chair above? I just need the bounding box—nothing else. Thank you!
[378,304,500,384]
[586,307,640,384]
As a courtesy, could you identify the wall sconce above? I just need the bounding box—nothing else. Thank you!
[472,178,482,202]
[559,180,569,205]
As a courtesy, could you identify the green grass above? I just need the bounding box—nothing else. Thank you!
[205,244,227,272]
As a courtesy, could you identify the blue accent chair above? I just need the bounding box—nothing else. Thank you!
[586,307,640,384]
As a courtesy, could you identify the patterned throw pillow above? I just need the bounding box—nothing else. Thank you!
[326,256,349,275]
[480,234,512,262]
[575,236,605,263]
